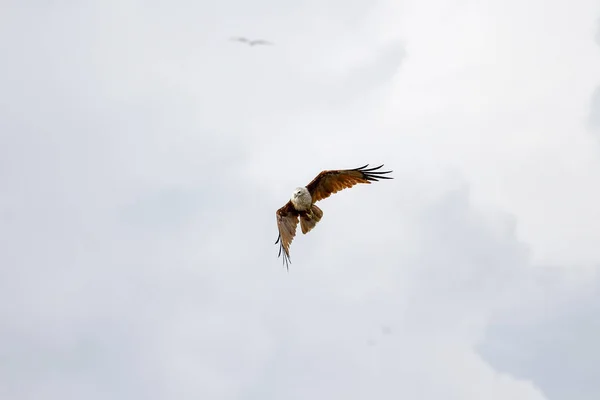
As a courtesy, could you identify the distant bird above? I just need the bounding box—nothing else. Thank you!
[230,36,273,46]
[275,164,393,269]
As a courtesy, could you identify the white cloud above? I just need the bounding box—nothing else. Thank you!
[378,0,600,268]
[590,18,600,134]
[1,1,599,399]
[590,87,600,132]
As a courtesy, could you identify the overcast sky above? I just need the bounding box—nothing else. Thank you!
[1,1,600,399]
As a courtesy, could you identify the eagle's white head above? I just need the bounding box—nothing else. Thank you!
[291,187,312,210]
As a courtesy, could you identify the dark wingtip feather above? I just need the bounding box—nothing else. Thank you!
[360,164,384,172]
[275,234,291,270]
[280,250,291,270]
[352,164,370,171]
[356,163,393,181]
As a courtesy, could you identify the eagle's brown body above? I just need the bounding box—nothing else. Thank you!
[275,164,392,269]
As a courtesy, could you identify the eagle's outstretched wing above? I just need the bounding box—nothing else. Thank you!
[275,201,300,270]
[305,164,393,203]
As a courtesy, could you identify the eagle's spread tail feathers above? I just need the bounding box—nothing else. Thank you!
[300,204,323,234]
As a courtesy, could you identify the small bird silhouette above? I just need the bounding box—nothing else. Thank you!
[230,36,273,46]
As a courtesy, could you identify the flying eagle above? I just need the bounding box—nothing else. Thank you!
[275,164,393,269]
[230,36,273,46]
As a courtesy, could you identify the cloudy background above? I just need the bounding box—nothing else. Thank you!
[1,0,600,399]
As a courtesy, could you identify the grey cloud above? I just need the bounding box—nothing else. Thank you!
[119,187,205,231]
[479,282,600,400]
[324,40,406,107]
[589,87,600,133]
[290,40,406,111]
[1,2,599,400]
[1,119,548,400]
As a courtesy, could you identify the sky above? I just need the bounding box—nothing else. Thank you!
[1,1,600,399]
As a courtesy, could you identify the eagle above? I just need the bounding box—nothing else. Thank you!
[275,164,393,269]
[230,36,273,46]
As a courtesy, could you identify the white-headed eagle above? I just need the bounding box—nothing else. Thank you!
[275,164,393,269]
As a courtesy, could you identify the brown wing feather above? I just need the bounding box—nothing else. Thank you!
[305,164,393,203]
[275,201,300,270]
